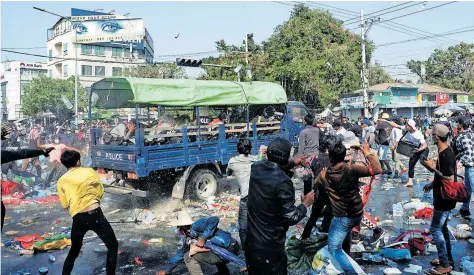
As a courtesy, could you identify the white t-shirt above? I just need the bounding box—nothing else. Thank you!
[391,128,403,142]
[401,126,425,145]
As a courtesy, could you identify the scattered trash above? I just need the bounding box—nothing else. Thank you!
[95,248,103,252]
[403,264,422,274]
[49,255,56,262]
[461,256,474,274]
[312,246,365,274]
[404,216,424,225]
[469,238,474,244]
[118,250,125,255]
[403,199,427,211]
[134,256,143,265]
[427,244,437,252]
[362,253,383,263]
[350,242,366,253]
[136,210,156,224]
[457,224,472,231]
[383,267,402,275]
[453,228,472,239]
[412,207,434,219]
[38,267,48,275]
[18,249,34,256]
[381,248,412,261]
[10,270,31,275]
[106,209,121,215]
[5,230,19,236]
[392,203,403,217]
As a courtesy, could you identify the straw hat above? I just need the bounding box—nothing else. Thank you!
[169,209,194,226]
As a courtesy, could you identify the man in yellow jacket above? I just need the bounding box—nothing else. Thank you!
[57,150,118,275]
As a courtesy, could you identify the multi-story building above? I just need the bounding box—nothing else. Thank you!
[46,8,154,90]
[340,83,471,120]
[1,80,7,121]
[0,61,48,120]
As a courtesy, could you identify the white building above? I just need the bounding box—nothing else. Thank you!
[46,8,154,90]
[0,61,47,120]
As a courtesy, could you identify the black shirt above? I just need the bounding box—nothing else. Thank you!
[433,147,457,211]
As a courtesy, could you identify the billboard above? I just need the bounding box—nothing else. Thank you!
[436,94,449,106]
[71,19,145,44]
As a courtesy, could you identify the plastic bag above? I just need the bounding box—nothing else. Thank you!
[381,248,412,260]
[311,245,366,275]
[287,234,327,270]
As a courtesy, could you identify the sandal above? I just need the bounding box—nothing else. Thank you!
[425,266,452,275]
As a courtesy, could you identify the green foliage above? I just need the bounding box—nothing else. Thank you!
[407,43,474,92]
[123,64,187,79]
[200,4,386,108]
[369,62,393,85]
[22,76,87,117]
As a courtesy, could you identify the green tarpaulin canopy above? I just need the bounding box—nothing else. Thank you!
[90,78,287,109]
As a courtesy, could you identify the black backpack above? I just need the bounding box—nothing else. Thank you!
[375,125,391,145]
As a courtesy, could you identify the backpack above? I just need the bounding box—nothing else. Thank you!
[375,125,391,145]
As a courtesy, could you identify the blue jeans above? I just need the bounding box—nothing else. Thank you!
[429,210,453,268]
[239,197,248,248]
[377,145,389,161]
[328,216,362,275]
[462,166,474,211]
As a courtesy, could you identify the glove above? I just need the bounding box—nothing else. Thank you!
[43,147,55,157]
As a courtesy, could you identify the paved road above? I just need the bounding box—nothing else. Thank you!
[2,169,474,275]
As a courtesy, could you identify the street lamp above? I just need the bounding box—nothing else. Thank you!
[33,7,80,125]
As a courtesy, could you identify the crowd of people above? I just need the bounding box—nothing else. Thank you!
[2,109,474,275]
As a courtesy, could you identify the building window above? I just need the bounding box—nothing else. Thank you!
[49,49,53,61]
[81,65,92,76]
[398,91,410,99]
[95,66,105,76]
[112,67,123,76]
[112,47,122,57]
[49,70,52,78]
[81,44,93,55]
[63,43,68,55]
[63,65,68,77]
[95,46,105,56]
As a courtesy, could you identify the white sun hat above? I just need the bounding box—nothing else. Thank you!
[169,209,194,226]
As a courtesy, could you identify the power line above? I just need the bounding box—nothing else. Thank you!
[344,2,427,25]
[342,2,415,24]
[378,1,457,25]
[375,23,449,45]
[1,47,47,50]
[376,27,474,47]
[1,49,175,65]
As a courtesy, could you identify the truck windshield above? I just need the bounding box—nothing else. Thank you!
[291,105,310,123]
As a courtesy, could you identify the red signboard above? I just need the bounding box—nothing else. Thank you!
[436,94,449,105]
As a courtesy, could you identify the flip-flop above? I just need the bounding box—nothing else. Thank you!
[404,183,414,187]
[424,267,452,275]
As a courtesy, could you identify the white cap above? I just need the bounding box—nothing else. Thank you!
[169,209,194,226]
[407,119,417,129]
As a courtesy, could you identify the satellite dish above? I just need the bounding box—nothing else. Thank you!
[234,65,242,73]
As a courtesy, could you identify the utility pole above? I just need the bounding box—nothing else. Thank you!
[74,29,78,125]
[360,9,379,118]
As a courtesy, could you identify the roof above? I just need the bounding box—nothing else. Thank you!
[348,82,468,95]
[90,78,288,109]
[369,82,468,95]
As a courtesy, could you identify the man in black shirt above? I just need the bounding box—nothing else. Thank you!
[342,117,351,131]
[301,135,337,240]
[423,124,455,274]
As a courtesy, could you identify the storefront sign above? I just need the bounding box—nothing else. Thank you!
[436,94,449,106]
[19,63,43,69]
[457,94,468,104]
[71,15,126,22]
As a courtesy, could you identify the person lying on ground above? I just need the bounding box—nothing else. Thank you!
[158,211,240,275]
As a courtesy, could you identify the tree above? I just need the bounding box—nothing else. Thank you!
[123,64,187,79]
[200,4,388,108]
[22,76,87,118]
[407,43,474,92]
[369,62,393,85]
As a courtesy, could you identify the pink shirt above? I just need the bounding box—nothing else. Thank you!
[47,144,67,163]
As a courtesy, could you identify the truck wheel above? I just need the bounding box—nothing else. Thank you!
[187,169,218,201]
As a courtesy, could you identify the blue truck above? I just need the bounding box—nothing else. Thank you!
[88,78,311,201]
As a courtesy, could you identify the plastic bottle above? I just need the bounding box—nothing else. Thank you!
[385,258,397,268]
[49,255,56,262]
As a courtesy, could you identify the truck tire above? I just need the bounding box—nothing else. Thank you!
[187,169,219,201]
